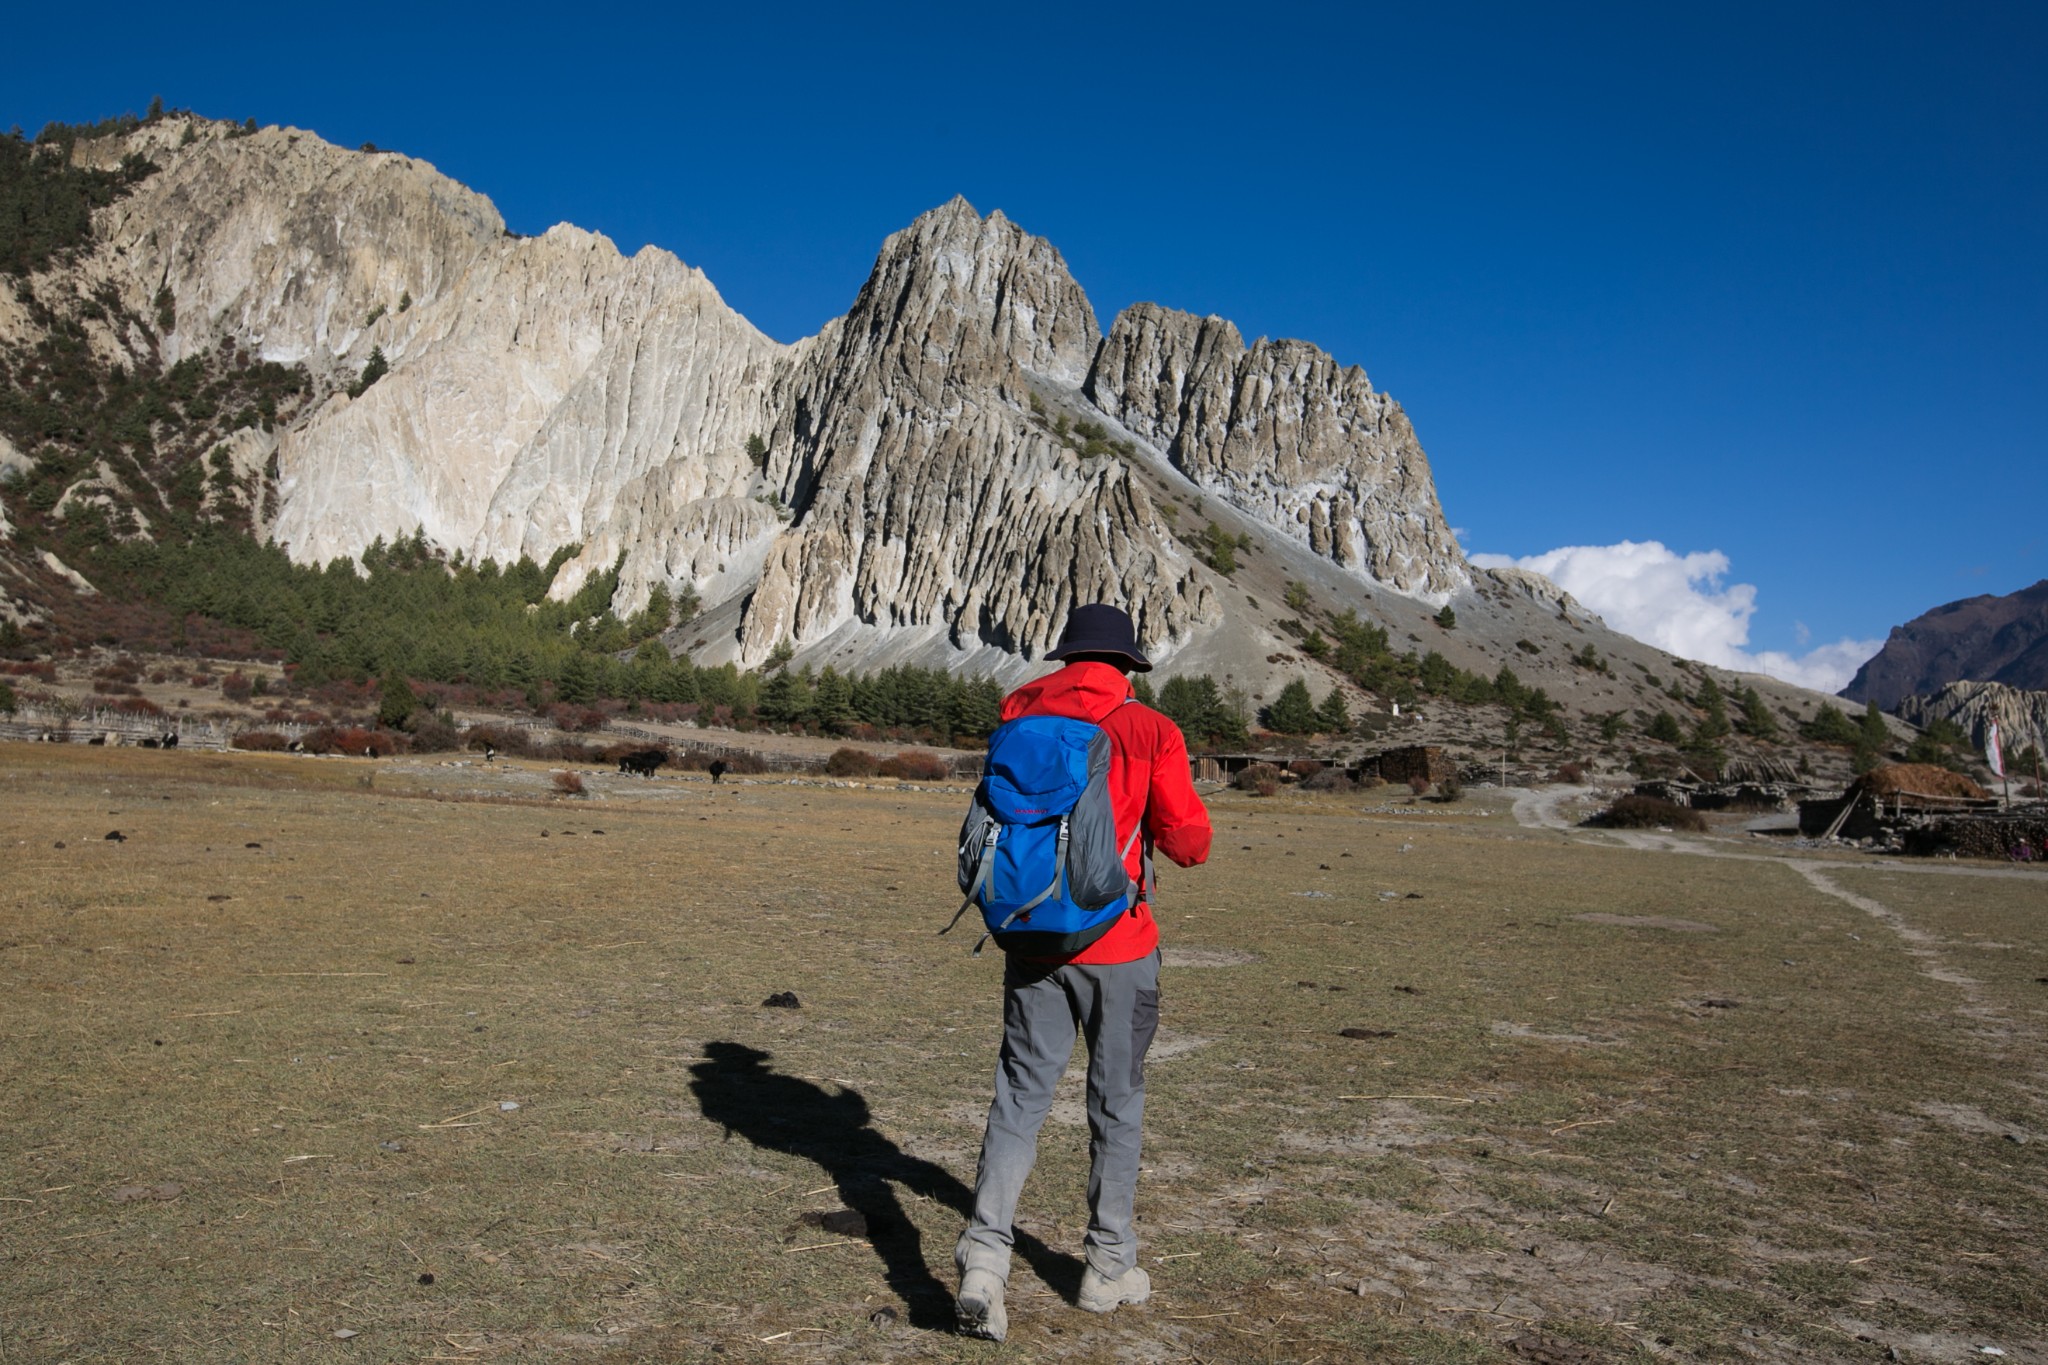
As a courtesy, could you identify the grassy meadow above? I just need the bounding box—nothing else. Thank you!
[1,744,2043,1363]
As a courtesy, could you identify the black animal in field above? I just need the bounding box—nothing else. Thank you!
[618,748,667,777]
[709,759,729,784]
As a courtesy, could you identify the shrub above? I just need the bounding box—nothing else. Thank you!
[406,710,462,753]
[232,730,290,751]
[1287,759,1324,778]
[301,725,407,757]
[1300,767,1356,793]
[1408,774,1432,798]
[109,695,164,716]
[552,770,585,795]
[221,670,253,702]
[1233,762,1283,796]
[1587,794,1707,832]
[1435,773,1462,802]
[464,724,532,756]
[1552,761,1586,784]
[878,749,950,782]
[537,738,602,764]
[824,747,880,778]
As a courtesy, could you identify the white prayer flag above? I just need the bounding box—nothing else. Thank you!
[1986,720,2004,778]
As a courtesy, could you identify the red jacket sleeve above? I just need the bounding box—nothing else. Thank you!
[1143,716,1212,868]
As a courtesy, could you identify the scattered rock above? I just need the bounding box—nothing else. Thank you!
[1393,985,1419,994]
[1702,998,1739,1009]
[869,1305,898,1326]
[104,830,125,842]
[52,841,64,849]
[245,842,261,849]
[1404,892,1424,899]
[499,1101,520,1112]
[395,957,414,964]
[1339,1028,1397,1040]
[379,1141,405,1153]
[333,1328,359,1340]
[762,991,801,1009]
[417,1272,435,1285]
[108,1181,184,1202]
[206,894,231,902]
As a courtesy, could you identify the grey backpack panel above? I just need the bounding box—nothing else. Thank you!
[1064,730,1139,910]
[958,801,994,895]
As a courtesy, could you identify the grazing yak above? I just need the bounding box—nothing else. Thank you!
[618,748,667,777]
[708,759,729,784]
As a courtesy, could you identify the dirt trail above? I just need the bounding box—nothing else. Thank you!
[1509,784,2035,1018]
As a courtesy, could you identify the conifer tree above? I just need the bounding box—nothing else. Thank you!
[1264,679,1319,735]
[1315,687,1351,733]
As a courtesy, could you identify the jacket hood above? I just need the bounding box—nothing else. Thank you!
[1001,661,1133,724]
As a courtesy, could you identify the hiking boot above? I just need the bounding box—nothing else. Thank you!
[1077,1264,1151,1313]
[956,1267,1008,1341]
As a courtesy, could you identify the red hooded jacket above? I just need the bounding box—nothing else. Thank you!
[999,661,1213,964]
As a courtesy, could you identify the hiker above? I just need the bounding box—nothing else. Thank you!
[952,604,1212,1342]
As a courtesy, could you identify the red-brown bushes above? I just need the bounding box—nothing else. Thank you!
[552,770,585,795]
[1233,762,1282,797]
[1586,794,1707,831]
[300,725,409,757]
[232,731,291,752]
[1300,767,1357,793]
[220,670,253,702]
[108,695,163,716]
[824,747,880,778]
[463,725,533,756]
[878,750,950,782]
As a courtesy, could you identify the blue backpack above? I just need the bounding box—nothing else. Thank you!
[944,712,1144,957]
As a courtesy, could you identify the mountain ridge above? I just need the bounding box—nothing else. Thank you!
[0,112,1882,778]
[1842,580,2048,710]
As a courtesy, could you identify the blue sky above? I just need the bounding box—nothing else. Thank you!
[8,2,2043,690]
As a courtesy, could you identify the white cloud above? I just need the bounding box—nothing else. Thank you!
[1469,540,1880,694]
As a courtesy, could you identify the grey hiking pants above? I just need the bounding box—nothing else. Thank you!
[956,949,1161,1282]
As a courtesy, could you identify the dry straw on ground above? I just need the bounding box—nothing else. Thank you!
[1,744,2042,1362]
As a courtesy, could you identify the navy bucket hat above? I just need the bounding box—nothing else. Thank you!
[1044,603,1153,672]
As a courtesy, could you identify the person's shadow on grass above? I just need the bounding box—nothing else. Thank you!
[688,1040,1082,1330]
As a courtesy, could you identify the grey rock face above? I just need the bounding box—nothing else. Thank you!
[1842,579,2048,708]
[737,199,1212,667]
[1085,302,1466,598]
[14,122,1484,679]
[1898,680,2048,765]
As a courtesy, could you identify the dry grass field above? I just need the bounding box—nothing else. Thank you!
[1,745,2043,1364]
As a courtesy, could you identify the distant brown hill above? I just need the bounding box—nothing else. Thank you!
[1842,580,2048,710]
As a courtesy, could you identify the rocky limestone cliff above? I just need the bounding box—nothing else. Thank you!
[1898,680,2048,765]
[1085,302,1466,598]
[736,200,1213,668]
[5,117,1617,694]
